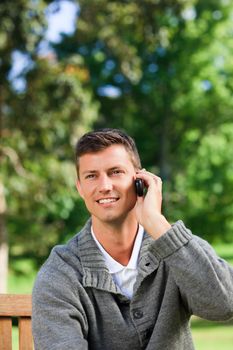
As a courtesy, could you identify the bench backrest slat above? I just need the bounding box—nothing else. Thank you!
[19,317,33,350]
[0,317,12,350]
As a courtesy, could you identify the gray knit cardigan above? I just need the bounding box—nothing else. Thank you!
[32,220,233,349]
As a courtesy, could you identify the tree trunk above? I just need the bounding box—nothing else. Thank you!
[159,116,170,181]
[0,181,8,293]
[159,92,170,182]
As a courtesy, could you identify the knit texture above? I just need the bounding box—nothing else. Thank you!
[32,220,233,350]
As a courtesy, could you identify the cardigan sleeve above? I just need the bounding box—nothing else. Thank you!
[149,221,233,321]
[32,252,88,350]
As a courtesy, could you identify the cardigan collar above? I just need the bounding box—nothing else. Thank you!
[74,218,160,296]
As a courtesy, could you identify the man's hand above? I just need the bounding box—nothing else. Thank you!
[135,169,171,240]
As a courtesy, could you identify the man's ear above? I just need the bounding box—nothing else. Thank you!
[76,179,84,199]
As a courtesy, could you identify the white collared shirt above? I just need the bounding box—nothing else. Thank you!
[91,225,144,299]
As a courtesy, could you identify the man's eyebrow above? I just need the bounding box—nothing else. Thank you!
[81,170,97,175]
[108,165,126,171]
[109,166,121,169]
[81,165,125,174]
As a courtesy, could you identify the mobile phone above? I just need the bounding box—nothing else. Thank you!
[135,178,144,197]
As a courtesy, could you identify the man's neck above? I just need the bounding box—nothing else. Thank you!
[92,216,139,266]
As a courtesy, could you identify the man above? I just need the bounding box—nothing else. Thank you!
[32,128,233,350]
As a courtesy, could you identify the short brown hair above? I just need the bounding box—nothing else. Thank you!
[75,128,141,174]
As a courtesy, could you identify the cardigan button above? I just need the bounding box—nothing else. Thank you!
[133,308,143,319]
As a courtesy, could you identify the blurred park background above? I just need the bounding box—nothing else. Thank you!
[1,0,233,348]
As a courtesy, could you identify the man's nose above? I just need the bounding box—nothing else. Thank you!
[98,175,113,192]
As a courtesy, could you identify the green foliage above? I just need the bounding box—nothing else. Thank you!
[0,0,97,268]
[53,0,233,241]
[169,124,233,242]
[1,0,233,271]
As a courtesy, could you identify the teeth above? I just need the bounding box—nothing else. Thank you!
[98,198,117,204]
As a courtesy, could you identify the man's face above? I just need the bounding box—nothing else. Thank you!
[76,145,138,226]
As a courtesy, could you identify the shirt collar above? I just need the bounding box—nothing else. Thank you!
[91,225,144,274]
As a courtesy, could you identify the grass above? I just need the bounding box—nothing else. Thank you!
[12,325,19,350]
[7,242,233,349]
[191,318,233,350]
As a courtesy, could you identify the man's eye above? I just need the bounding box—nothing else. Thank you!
[112,170,124,175]
[85,174,95,179]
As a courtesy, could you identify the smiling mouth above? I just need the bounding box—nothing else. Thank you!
[97,198,119,204]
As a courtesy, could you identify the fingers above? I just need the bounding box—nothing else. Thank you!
[136,169,162,190]
[135,169,164,221]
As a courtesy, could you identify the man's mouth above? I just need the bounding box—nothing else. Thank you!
[97,198,119,204]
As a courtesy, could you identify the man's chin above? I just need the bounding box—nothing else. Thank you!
[92,211,135,227]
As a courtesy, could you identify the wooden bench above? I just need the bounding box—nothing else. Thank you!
[0,294,33,350]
